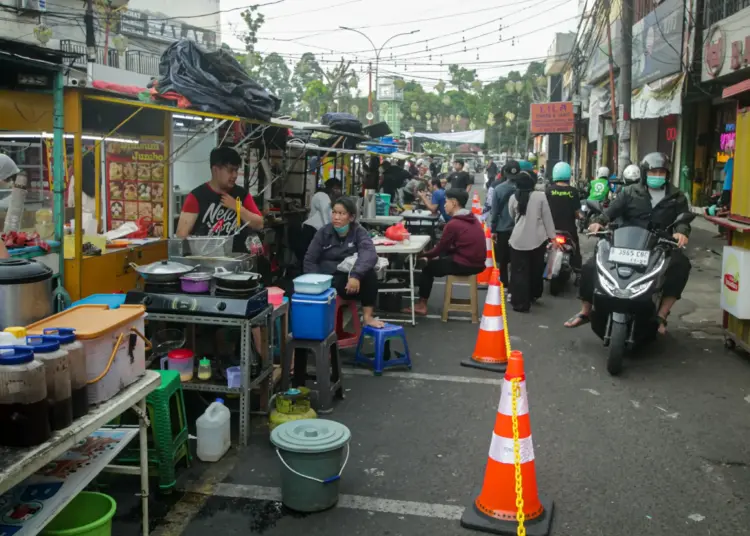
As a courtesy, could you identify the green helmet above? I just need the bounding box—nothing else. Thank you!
[518,160,534,171]
[552,162,572,182]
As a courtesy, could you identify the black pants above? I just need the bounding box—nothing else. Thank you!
[578,249,692,302]
[510,244,547,311]
[419,257,485,299]
[493,231,512,288]
[332,269,378,307]
[569,230,582,271]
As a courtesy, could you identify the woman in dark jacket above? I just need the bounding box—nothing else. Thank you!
[304,197,384,328]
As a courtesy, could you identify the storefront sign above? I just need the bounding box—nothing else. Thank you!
[105,140,166,237]
[584,20,623,84]
[118,9,217,49]
[702,8,750,81]
[530,102,574,134]
[632,0,685,88]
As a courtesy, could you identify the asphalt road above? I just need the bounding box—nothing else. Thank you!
[111,173,750,536]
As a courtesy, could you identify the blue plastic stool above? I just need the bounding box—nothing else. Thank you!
[354,324,412,376]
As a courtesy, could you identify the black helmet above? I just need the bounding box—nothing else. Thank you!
[639,152,671,183]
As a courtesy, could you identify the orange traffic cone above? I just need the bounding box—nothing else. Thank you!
[461,350,554,535]
[476,224,494,287]
[461,268,508,373]
[471,191,482,220]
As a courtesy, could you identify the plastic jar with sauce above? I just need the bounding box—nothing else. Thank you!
[42,328,89,419]
[26,335,73,431]
[0,346,51,447]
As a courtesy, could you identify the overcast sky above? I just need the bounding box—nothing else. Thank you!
[220,0,579,92]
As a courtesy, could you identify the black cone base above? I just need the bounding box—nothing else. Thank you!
[460,358,507,373]
[460,492,554,536]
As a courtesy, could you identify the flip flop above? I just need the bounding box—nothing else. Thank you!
[401,307,428,316]
[564,313,590,328]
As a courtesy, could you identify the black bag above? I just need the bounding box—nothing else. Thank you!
[321,112,362,134]
[156,40,281,122]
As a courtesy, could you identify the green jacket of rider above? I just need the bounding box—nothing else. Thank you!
[591,182,692,237]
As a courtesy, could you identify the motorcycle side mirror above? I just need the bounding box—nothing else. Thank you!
[669,212,696,229]
[586,199,603,214]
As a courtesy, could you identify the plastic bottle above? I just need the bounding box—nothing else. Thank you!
[196,398,231,462]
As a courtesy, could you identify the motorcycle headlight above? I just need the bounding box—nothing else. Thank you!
[626,280,653,298]
[597,271,617,297]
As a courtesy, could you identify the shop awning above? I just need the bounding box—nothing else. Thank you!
[402,129,486,144]
[0,37,79,71]
[723,79,750,99]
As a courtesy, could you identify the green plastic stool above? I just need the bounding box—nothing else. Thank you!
[115,370,191,492]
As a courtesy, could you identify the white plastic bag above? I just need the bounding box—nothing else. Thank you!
[545,248,563,279]
[337,253,358,273]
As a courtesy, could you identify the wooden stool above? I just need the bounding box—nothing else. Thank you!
[442,274,479,323]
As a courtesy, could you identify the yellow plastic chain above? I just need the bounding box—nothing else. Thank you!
[499,284,512,358]
[511,378,526,536]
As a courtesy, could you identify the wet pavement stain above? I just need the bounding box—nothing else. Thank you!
[194,496,308,534]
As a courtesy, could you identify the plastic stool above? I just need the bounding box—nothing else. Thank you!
[442,274,479,323]
[335,296,362,349]
[281,331,344,414]
[115,370,191,492]
[354,323,412,376]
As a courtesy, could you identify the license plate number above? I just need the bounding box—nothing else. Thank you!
[609,247,650,266]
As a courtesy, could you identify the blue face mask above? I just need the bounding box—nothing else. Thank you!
[334,223,350,235]
[646,175,666,189]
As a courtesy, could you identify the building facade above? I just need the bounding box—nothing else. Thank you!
[0,0,220,86]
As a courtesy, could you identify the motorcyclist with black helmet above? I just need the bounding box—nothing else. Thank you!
[564,152,692,334]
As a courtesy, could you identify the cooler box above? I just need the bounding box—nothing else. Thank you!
[291,288,337,340]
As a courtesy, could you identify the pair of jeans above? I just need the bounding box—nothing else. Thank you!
[419,257,485,299]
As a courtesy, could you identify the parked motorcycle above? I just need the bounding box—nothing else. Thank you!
[585,201,695,375]
[545,231,576,296]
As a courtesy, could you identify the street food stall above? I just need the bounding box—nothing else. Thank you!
[703,80,750,352]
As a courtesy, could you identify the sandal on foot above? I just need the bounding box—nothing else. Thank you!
[564,313,590,328]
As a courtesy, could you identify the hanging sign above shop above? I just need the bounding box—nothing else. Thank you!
[702,8,750,81]
[631,0,685,88]
[530,102,574,134]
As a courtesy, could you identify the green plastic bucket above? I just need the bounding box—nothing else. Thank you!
[270,419,351,512]
[42,492,116,536]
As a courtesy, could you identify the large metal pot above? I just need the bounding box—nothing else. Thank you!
[0,258,53,330]
[130,260,196,282]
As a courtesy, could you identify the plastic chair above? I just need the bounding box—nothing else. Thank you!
[335,296,362,349]
[354,324,412,376]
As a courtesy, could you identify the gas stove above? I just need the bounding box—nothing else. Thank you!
[124,287,268,318]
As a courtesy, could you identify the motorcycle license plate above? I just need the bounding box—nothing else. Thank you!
[609,247,650,266]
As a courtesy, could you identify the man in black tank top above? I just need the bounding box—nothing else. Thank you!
[175,147,264,252]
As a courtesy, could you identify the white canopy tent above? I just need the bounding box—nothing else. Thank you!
[401,129,486,144]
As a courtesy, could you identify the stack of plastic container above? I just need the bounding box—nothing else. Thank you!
[26,335,73,431]
[42,328,89,419]
[291,274,337,340]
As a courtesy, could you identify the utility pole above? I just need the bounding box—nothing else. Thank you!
[85,0,96,81]
[367,62,373,124]
[605,0,618,170]
[618,0,633,176]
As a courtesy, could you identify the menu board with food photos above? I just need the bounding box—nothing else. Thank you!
[106,140,166,237]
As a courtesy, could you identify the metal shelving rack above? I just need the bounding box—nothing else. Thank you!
[146,305,274,447]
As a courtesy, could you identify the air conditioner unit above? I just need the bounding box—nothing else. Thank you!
[18,0,47,12]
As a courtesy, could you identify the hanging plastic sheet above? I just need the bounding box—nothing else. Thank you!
[155,40,280,122]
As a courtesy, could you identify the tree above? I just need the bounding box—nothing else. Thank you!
[302,80,331,119]
[448,64,477,92]
[240,6,264,54]
[291,53,324,102]
[258,53,294,112]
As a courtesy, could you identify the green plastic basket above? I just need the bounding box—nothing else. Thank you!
[42,492,116,536]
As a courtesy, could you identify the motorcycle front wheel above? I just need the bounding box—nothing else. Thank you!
[607,322,627,376]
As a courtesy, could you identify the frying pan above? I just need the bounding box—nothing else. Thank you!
[213,266,261,290]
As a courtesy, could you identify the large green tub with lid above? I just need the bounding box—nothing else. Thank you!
[42,492,116,536]
[270,419,351,512]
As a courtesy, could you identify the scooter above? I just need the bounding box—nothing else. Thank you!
[585,202,695,375]
[545,231,576,296]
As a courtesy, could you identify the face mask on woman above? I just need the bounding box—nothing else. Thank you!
[646,175,666,189]
[334,223,350,235]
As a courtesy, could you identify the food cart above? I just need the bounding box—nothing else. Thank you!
[703,80,750,352]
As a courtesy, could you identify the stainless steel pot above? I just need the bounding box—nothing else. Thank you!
[130,260,197,282]
[0,259,53,330]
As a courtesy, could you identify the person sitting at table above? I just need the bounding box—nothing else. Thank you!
[403,189,486,316]
[304,197,385,328]
[418,177,450,222]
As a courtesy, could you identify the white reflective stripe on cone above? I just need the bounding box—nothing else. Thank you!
[485,238,492,249]
[485,285,501,306]
[488,433,535,464]
[497,380,528,417]
[480,315,503,332]
[484,257,493,267]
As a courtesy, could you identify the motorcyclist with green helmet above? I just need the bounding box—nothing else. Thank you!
[546,161,582,270]
[588,166,611,202]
